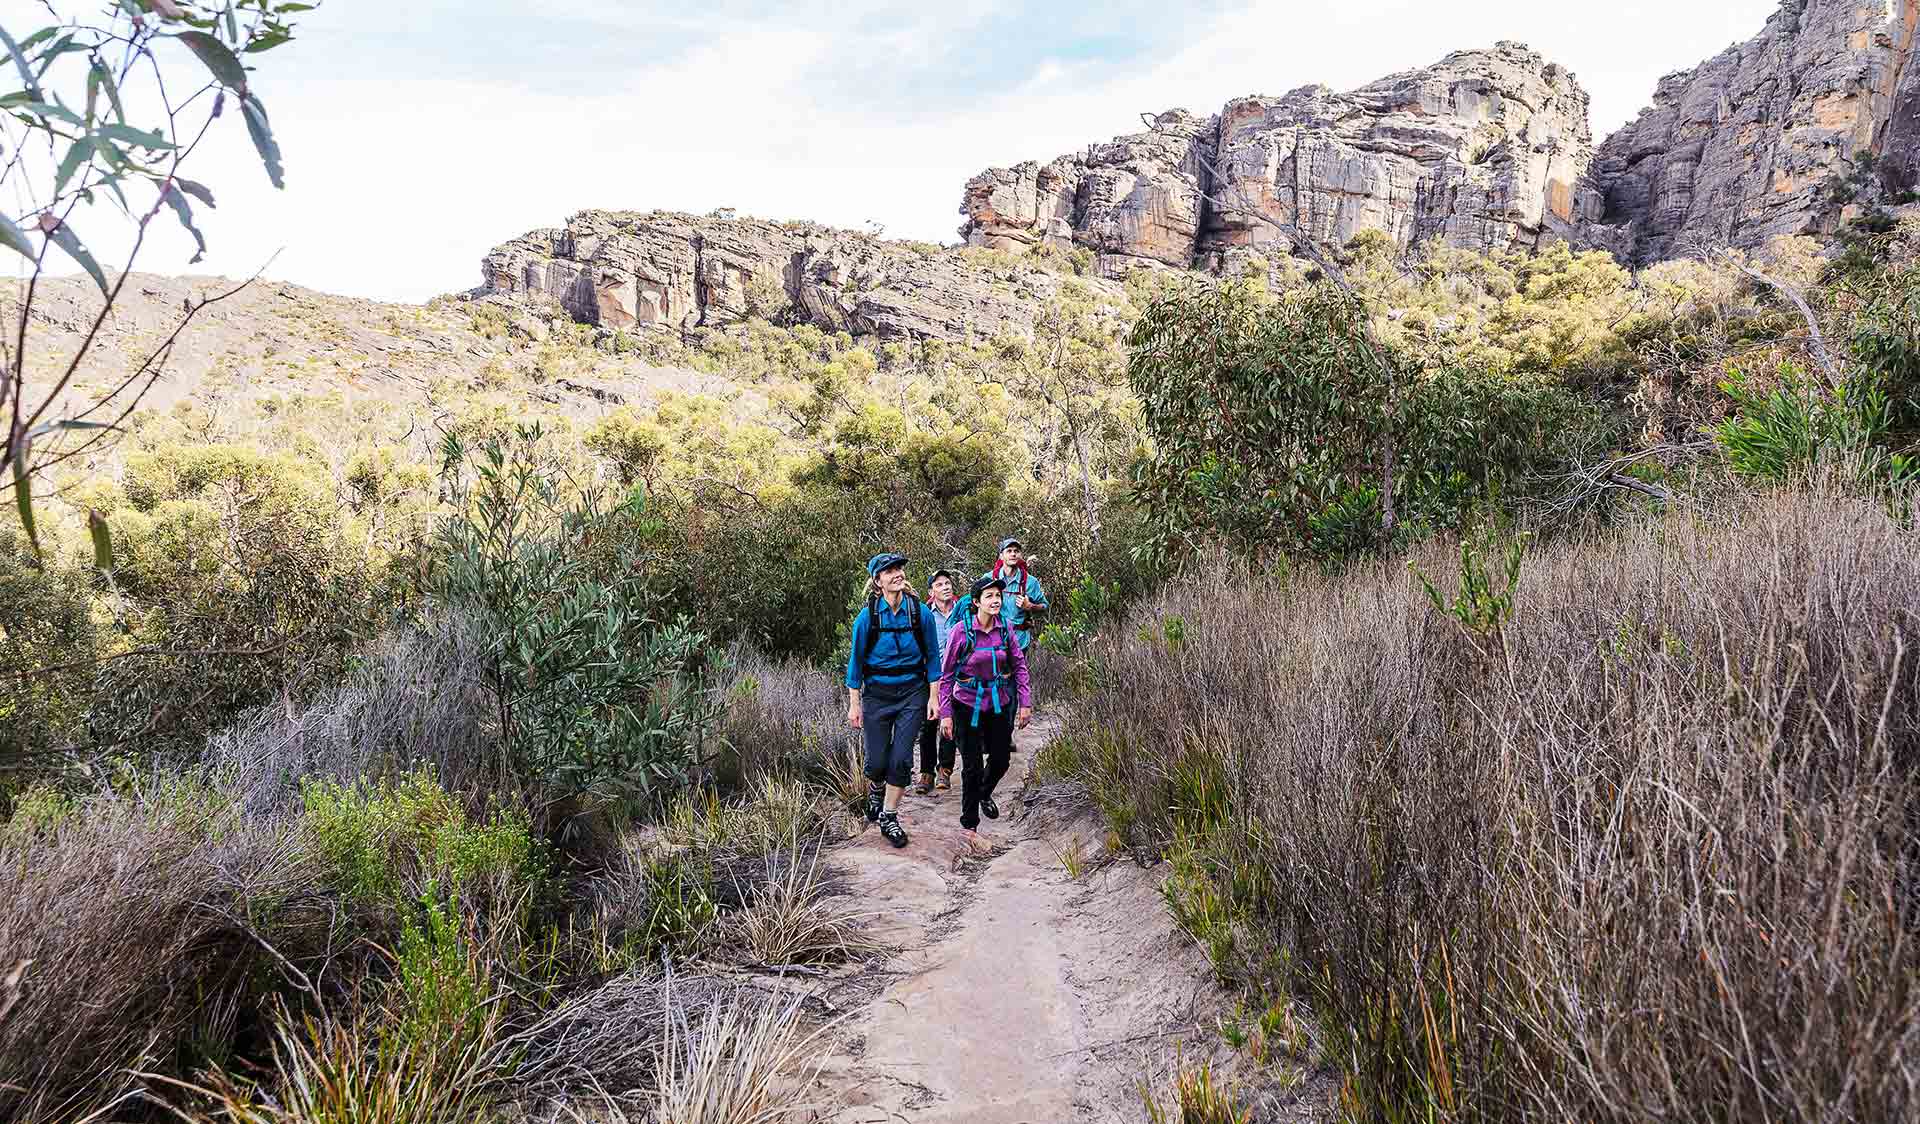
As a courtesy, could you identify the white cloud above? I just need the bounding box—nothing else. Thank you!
[4,0,1781,303]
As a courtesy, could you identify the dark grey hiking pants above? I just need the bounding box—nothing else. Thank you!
[861,686,927,789]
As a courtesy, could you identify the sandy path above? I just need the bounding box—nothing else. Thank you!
[810,719,1232,1124]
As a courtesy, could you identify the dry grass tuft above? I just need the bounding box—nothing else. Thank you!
[0,787,321,1122]
[654,984,823,1124]
[1066,492,1920,1121]
[502,969,811,1110]
[729,838,882,966]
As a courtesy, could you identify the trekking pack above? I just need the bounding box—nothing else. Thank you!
[859,592,928,677]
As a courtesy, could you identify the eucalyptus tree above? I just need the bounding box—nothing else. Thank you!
[0,0,309,563]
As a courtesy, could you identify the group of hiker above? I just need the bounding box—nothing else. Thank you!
[845,538,1046,849]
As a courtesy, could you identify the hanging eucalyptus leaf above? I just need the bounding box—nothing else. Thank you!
[160,182,206,263]
[175,30,247,91]
[242,95,283,188]
[41,217,109,293]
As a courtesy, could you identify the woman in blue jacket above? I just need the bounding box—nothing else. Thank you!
[846,552,941,848]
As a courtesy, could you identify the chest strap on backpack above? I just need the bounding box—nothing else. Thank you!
[958,631,1009,727]
[861,594,927,679]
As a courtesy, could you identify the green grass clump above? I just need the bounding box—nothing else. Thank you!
[300,769,543,911]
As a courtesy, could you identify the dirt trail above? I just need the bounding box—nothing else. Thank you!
[804,718,1236,1124]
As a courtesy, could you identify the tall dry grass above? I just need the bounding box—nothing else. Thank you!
[202,616,508,818]
[0,789,321,1121]
[1054,493,1920,1121]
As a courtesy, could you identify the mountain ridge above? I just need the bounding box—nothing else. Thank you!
[468,0,1920,341]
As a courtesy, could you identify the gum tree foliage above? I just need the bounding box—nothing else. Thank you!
[1127,281,1601,564]
[430,426,728,807]
[0,0,307,561]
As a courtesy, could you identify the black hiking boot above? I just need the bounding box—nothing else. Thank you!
[878,811,909,848]
[865,783,883,823]
[979,794,1000,821]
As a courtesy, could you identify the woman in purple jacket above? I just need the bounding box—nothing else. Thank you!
[938,575,1033,834]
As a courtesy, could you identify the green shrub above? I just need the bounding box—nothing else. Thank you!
[0,529,98,777]
[1128,281,1601,565]
[391,889,490,1057]
[1714,362,1918,489]
[301,769,541,912]
[431,425,728,806]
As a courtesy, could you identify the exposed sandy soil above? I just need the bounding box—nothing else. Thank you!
[796,718,1337,1124]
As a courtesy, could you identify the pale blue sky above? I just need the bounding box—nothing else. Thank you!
[3,1,1779,302]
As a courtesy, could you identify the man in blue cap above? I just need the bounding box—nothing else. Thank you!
[985,537,1048,652]
[846,551,941,847]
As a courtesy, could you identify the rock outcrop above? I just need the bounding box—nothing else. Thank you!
[959,42,1597,276]
[1587,0,1920,264]
[480,210,1095,343]
[486,3,1920,341]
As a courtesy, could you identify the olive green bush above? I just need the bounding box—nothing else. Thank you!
[430,425,727,808]
[1128,281,1606,565]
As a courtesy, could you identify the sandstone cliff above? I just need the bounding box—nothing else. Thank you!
[1588,0,1920,264]
[959,42,1596,276]
[480,209,1098,343]
[483,2,1920,343]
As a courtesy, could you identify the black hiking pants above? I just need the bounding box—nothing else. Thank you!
[861,686,926,790]
[918,715,955,775]
[956,705,1014,830]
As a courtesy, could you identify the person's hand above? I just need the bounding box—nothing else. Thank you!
[1015,594,1031,610]
[940,716,954,739]
[1016,707,1033,729]
[926,696,938,722]
[847,700,862,729]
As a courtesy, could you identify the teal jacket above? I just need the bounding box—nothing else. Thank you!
[990,566,1048,650]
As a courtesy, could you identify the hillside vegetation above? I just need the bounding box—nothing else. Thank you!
[4,206,1920,1120]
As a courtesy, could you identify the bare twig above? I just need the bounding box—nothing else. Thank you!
[1720,252,1841,385]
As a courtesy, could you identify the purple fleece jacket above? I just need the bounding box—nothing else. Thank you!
[937,615,1033,721]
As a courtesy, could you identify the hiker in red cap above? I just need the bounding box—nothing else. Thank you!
[988,537,1048,652]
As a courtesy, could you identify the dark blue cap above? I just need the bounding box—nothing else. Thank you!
[866,552,908,577]
[970,575,1007,600]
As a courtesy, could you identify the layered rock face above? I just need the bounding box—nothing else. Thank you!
[1588,0,1920,264]
[481,210,1090,342]
[484,3,1920,343]
[959,42,1596,275]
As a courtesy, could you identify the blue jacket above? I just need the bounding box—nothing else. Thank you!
[846,595,942,694]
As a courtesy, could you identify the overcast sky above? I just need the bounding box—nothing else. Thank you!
[3,0,1781,303]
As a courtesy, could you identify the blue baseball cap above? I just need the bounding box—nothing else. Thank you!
[866,552,908,577]
[998,537,1024,553]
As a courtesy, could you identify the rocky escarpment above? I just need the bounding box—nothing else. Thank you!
[480,209,1100,342]
[484,3,1920,342]
[960,42,1597,277]
[1588,0,1920,264]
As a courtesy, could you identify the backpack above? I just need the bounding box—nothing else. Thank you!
[859,592,928,676]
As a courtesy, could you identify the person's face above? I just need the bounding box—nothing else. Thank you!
[1000,544,1024,568]
[979,587,1003,616]
[878,564,907,595]
[930,575,953,602]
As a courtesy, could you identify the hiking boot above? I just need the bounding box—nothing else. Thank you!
[935,768,952,791]
[864,784,883,823]
[979,795,1000,820]
[878,811,909,848]
[914,773,933,796]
